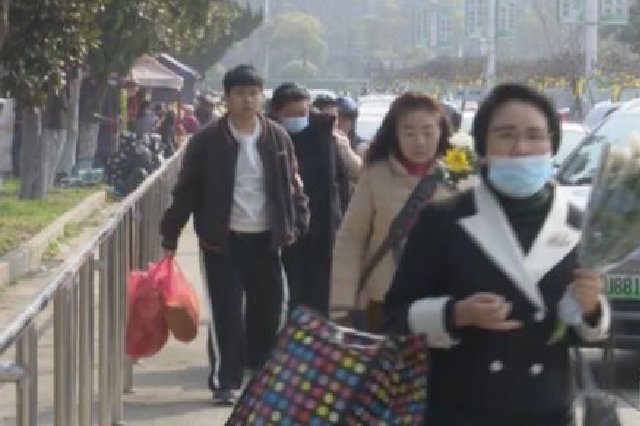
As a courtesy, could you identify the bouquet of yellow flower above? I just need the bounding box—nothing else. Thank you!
[442,146,478,187]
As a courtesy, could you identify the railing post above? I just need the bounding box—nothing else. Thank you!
[54,288,71,426]
[0,148,185,426]
[69,278,79,426]
[111,225,125,425]
[138,196,147,267]
[79,258,95,425]
[123,211,134,394]
[98,241,112,426]
[16,324,37,426]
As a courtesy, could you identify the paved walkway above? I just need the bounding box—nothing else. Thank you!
[122,224,232,425]
[0,221,232,425]
[2,219,640,425]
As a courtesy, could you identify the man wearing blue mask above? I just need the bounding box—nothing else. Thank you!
[271,83,352,316]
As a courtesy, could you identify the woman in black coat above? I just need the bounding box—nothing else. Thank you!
[385,84,611,426]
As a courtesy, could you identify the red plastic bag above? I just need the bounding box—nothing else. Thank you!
[153,256,200,343]
[125,264,169,358]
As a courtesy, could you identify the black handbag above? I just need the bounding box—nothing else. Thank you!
[572,348,621,426]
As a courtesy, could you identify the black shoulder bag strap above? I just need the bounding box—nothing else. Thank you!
[355,172,440,299]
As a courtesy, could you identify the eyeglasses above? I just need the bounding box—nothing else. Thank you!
[490,129,552,146]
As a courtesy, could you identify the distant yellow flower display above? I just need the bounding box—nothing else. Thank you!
[444,147,473,173]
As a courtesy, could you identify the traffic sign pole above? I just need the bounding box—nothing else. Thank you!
[487,0,497,87]
[585,0,599,79]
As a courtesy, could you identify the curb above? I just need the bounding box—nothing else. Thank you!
[0,190,107,287]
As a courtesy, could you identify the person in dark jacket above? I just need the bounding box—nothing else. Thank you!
[195,93,217,125]
[385,84,610,426]
[313,95,363,185]
[160,65,309,406]
[270,83,351,316]
[134,100,157,136]
[158,109,176,158]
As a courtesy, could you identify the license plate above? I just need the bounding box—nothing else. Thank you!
[605,274,640,300]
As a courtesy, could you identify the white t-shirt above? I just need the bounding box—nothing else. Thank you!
[228,119,270,232]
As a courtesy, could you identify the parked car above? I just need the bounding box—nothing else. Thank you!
[356,113,383,142]
[355,97,394,156]
[460,111,475,135]
[583,100,620,132]
[358,93,395,107]
[553,122,587,169]
[557,101,640,349]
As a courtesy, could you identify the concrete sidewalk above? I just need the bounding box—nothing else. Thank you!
[2,219,640,425]
[123,224,232,425]
[122,225,640,425]
[0,221,232,426]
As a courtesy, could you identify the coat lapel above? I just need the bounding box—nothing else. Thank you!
[526,186,581,285]
[458,183,545,310]
[458,184,581,310]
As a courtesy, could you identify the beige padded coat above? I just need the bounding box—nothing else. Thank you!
[330,155,455,310]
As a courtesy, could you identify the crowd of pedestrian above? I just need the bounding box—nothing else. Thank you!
[131,93,222,157]
[159,65,610,425]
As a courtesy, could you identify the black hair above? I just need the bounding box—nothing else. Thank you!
[366,91,452,165]
[138,100,151,118]
[163,110,176,126]
[223,65,264,95]
[472,83,561,156]
[441,103,462,133]
[270,83,310,113]
[313,95,338,111]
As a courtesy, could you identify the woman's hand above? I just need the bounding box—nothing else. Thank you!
[569,269,602,317]
[454,293,523,331]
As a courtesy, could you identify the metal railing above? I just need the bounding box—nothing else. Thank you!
[0,146,184,425]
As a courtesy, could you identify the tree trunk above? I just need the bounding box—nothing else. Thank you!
[0,0,10,44]
[19,107,46,199]
[77,77,108,170]
[76,121,100,170]
[57,69,82,176]
[42,93,66,187]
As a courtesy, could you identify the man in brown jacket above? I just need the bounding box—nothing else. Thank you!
[160,65,309,406]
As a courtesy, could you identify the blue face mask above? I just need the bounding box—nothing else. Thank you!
[487,154,553,198]
[281,116,309,134]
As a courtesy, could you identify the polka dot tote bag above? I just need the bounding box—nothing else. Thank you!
[226,306,428,425]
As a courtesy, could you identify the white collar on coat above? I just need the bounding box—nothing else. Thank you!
[458,182,581,312]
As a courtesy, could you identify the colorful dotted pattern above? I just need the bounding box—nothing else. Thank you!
[227,307,428,425]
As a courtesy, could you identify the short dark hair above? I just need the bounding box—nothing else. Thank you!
[366,91,452,165]
[271,83,310,113]
[313,95,338,111]
[472,83,561,156]
[223,65,264,95]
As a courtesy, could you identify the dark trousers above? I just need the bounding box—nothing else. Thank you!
[282,237,331,316]
[200,232,287,391]
[426,404,575,426]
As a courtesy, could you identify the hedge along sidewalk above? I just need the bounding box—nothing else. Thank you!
[0,179,107,287]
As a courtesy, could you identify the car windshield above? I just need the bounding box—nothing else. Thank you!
[554,129,585,166]
[557,113,640,185]
[583,104,617,130]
